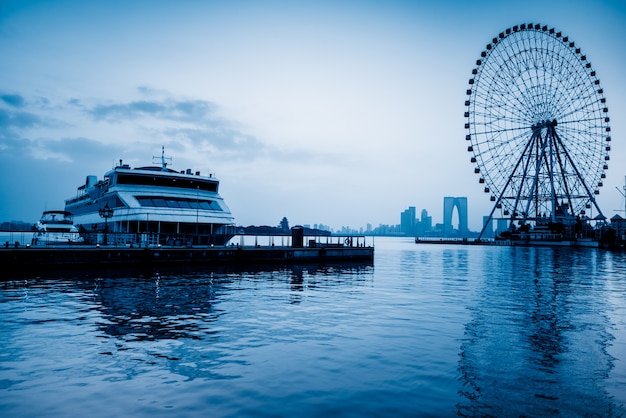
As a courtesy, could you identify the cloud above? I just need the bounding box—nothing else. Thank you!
[0,107,42,130]
[40,137,122,161]
[163,126,265,153]
[1,93,25,107]
[87,98,218,123]
[89,100,166,120]
[82,93,278,161]
[0,129,120,163]
[2,87,343,174]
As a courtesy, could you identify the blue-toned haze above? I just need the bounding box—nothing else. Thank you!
[1,0,625,230]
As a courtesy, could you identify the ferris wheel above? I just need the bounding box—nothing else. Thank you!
[464,23,611,238]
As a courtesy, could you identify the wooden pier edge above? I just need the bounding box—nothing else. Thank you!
[0,245,374,277]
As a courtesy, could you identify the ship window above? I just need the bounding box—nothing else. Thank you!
[136,196,222,211]
[117,173,218,192]
[65,194,126,216]
[153,198,167,207]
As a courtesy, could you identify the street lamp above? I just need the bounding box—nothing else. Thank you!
[99,204,113,245]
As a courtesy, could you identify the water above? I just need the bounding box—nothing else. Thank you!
[1,237,625,417]
[0,231,32,247]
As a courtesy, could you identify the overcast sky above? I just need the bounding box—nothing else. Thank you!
[1,0,625,231]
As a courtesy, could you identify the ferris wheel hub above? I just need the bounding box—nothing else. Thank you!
[532,119,558,131]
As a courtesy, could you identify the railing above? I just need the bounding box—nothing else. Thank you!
[0,231,32,247]
[233,234,371,248]
[1,230,373,249]
[33,232,369,249]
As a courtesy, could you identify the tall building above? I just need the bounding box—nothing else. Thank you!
[443,197,469,237]
[482,215,494,238]
[496,219,509,237]
[400,206,416,235]
[420,209,432,233]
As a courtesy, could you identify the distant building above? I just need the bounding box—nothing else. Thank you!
[482,216,494,238]
[400,206,416,235]
[419,209,432,234]
[399,206,433,236]
[443,197,469,237]
[314,223,331,232]
[495,219,509,237]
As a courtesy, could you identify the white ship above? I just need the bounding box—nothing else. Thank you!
[64,148,236,246]
[33,210,84,244]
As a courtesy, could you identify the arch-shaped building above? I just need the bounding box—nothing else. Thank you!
[443,197,468,237]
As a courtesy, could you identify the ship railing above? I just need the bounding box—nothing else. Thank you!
[79,232,234,248]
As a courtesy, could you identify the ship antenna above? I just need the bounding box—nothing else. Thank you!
[153,146,172,172]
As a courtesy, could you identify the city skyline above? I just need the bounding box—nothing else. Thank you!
[0,194,481,237]
[0,195,461,234]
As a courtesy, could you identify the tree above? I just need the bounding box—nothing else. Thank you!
[279,217,289,231]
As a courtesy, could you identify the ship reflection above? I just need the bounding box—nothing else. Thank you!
[90,262,373,341]
[94,272,220,342]
[456,247,618,416]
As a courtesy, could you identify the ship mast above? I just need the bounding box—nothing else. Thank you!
[153,146,172,172]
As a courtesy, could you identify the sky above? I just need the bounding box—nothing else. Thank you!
[1,0,625,231]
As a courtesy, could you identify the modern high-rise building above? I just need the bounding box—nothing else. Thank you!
[399,206,433,236]
[482,215,494,238]
[443,197,469,237]
[420,209,432,232]
[400,206,416,235]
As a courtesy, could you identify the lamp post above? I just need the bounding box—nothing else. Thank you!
[99,204,113,245]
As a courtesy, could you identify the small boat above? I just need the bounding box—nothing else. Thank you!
[32,211,84,245]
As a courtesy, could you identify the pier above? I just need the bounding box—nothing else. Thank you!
[414,237,503,245]
[0,234,374,278]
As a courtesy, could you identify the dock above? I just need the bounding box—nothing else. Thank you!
[414,237,500,245]
[414,237,608,248]
[0,235,374,278]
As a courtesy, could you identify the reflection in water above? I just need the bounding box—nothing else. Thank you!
[290,266,304,304]
[443,248,469,278]
[1,262,374,386]
[95,273,219,342]
[457,247,619,416]
[90,263,373,343]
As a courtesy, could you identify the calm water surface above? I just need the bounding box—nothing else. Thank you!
[1,237,625,417]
